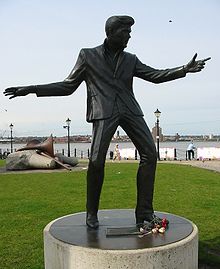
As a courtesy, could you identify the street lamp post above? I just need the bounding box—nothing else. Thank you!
[63,118,71,157]
[9,123,13,153]
[154,109,161,161]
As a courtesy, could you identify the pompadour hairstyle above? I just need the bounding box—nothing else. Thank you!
[105,15,135,36]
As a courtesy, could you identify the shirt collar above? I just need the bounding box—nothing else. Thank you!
[103,39,124,56]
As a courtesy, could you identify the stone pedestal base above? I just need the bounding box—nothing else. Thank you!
[44,210,198,269]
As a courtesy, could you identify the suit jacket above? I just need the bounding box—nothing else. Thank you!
[35,42,186,122]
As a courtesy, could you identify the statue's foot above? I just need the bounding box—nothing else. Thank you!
[86,213,99,229]
[136,213,169,227]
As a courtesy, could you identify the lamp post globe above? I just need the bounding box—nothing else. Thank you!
[66,118,71,127]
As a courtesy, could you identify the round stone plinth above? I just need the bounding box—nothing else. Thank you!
[44,209,198,269]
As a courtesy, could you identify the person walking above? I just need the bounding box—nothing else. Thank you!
[113,144,121,161]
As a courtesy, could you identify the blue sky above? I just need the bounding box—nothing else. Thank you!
[1,0,219,137]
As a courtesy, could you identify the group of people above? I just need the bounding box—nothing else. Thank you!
[0,150,10,159]
[113,142,197,161]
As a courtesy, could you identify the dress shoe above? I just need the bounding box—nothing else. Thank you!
[136,213,169,226]
[86,213,99,229]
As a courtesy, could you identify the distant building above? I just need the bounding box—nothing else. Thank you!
[152,124,163,142]
[175,133,180,141]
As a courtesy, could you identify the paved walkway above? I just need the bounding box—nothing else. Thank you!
[110,159,220,173]
[167,160,220,173]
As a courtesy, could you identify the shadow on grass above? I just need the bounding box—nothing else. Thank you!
[199,236,220,268]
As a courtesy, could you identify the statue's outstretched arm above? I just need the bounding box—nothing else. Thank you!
[3,49,86,99]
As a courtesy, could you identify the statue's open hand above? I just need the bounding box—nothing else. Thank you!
[184,53,211,73]
[3,87,30,99]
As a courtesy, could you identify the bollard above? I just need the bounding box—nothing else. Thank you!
[135,149,137,160]
[174,148,177,160]
[110,151,113,160]
[87,149,90,159]
[74,148,77,157]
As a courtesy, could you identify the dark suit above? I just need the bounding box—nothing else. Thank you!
[35,41,186,220]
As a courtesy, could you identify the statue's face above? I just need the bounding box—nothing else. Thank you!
[108,26,131,49]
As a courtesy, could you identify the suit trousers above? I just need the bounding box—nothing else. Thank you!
[86,98,157,220]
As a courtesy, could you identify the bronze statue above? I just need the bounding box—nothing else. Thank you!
[4,15,210,229]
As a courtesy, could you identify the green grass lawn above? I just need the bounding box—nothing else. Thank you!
[0,162,220,268]
[0,159,5,167]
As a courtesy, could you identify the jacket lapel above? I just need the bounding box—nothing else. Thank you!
[114,52,125,78]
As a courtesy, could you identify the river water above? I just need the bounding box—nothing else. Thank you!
[1,141,220,160]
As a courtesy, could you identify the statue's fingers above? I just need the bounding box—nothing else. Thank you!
[198,63,205,68]
[4,92,12,96]
[198,57,211,64]
[4,87,13,91]
[193,66,201,72]
[192,53,197,61]
[4,88,15,94]
[3,89,10,94]
[4,88,17,97]
[198,61,205,66]
[190,66,203,72]
[203,57,211,62]
[9,95,16,99]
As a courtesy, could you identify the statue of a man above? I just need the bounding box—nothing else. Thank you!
[4,15,210,229]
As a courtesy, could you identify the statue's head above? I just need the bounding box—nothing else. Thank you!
[105,15,135,50]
